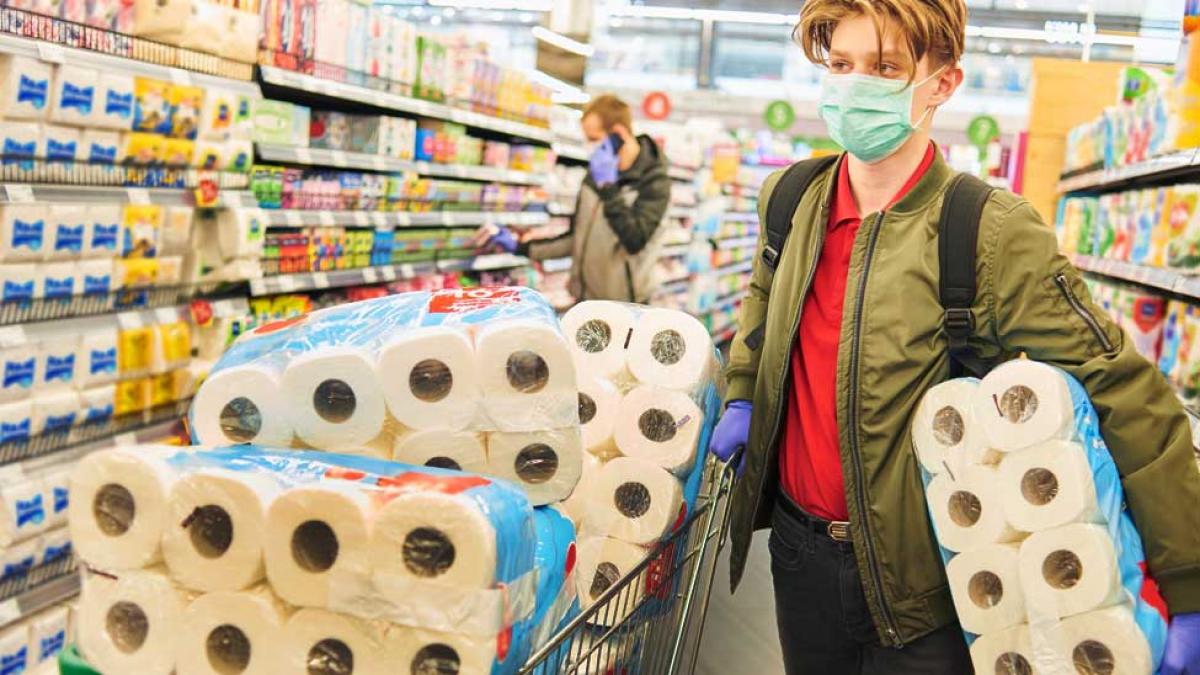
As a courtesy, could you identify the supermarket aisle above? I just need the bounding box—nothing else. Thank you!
[696,531,785,675]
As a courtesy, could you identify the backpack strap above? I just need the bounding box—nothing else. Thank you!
[744,155,838,351]
[938,173,994,378]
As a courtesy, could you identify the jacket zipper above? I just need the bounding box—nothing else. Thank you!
[848,213,902,646]
[1053,273,1115,352]
[623,261,635,303]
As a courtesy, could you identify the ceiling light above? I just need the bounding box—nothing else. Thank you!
[428,0,552,10]
[532,26,595,57]
[606,6,798,25]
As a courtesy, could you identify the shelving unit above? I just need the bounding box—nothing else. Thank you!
[255,144,547,186]
[0,398,189,467]
[712,235,757,250]
[0,184,240,206]
[1068,254,1200,299]
[1057,149,1200,193]
[552,142,589,162]
[256,209,550,229]
[0,558,78,631]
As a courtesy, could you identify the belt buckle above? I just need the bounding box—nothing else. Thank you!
[827,521,850,542]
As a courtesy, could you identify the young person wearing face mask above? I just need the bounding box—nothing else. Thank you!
[475,95,670,303]
[707,1,1200,673]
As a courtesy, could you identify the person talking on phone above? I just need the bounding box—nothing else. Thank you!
[476,94,670,303]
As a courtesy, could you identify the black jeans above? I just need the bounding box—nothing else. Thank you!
[769,494,972,674]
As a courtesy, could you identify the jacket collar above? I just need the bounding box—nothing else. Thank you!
[820,145,953,217]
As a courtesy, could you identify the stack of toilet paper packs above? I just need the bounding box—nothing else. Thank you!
[558,301,720,630]
[67,287,583,674]
[912,360,1170,675]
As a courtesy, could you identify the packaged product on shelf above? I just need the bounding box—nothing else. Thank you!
[121,131,166,165]
[178,1,226,56]
[0,121,41,165]
[94,73,135,131]
[1,537,38,579]
[414,34,447,102]
[1167,184,1200,268]
[27,604,69,667]
[31,390,79,434]
[41,124,79,162]
[309,110,352,150]
[84,206,121,259]
[0,623,29,675]
[48,64,99,127]
[81,129,123,164]
[79,329,119,388]
[39,526,70,564]
[132,78,172,135]
[252,100,308,147]
[121,204,163,258]
[167,84,203,140]
[0,56,51,121]
[79,384,115,424]
[44,205,85,261]
[0,264,37,303]
[0,400,32,444]
[38,261,78,299]
[163,137,195,167]
[36,336,77,390]
[130,0,192,41]
[913,362,1168,673]
[225,8,264,65]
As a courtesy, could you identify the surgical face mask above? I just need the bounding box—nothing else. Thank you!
[818,68,943,164]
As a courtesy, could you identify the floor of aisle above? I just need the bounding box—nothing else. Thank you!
[695,530,785,674]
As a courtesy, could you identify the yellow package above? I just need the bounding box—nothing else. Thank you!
[115,378,150,415]
[163,138,195,167]
[116,259,160,289]
[1167,185,1200,268]
[133,78,171,133]
[123,132,166,165]
[168,84,203,139]
[149,371,176,407]
[118,326,155,374]
[122,204,163,258]
[1151,187,1171,267]
[158,321,192,368]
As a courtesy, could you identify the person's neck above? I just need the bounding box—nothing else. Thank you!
[846,131,931,215]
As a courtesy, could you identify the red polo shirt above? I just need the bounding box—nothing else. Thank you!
[779,144,936,521]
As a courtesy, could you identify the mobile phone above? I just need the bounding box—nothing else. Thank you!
[608,132,624,155]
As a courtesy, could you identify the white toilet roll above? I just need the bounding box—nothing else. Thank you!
[485,428,584,505]
[1058,606,1151,675]
[475,320,577,432]
[368,490,497,606]
[38,467,70,530]
[77,567,191,675]
[1019,523,1124,619]
[998,440,1101,532]
[912,379,990,475]
[945,544,1025,635]
[576,537,647,626]
[31,390,79,435]
[626,309,714,391]
[392,429,487,473]
[282,347,387,451]
[613,385,703,475]
[377,327,479,432]
[560,301,636,379]
[974,361,1075,453]
[264,482,374,608]
[192,363,294,447]
[78,329,118,388]
[28,604,69,666]
[0,479,47,546]
[968,624,1036,675]
[926,465,1022,553]
[561,451,603,528]
[67,447,177,570]
[579,377,621,460]
[176,586,291,675]
[392,626,495,675]
[274,608,394,675]
[163,469,283,593]
[587,457,683,545]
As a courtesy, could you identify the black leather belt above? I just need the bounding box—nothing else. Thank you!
[777,491,853,543]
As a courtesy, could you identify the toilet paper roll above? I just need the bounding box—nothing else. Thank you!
[282,347,387,451]
[945,544,1025,635]
[1058,606,1151,675]
[475,320,577,432]
[377,327,479,432]
[79,329,118,388]
[369,490,497,603]
[486,428,584,506]
[0,479,47,546]
[77,567,191,675]
[84,204,121,258]
[37,336,78,389]
[45,205,86,261]
[587,457,683,545]
[560,301,636,379]
[68,447,177,570]
[38,468,70,530]
[579,377,621,460]
[926,465,1022,553]
[274,608,393,675]
[163,469,283,592]
[192,363,294,447]
[614,385,703,475]
[264,482,374,608]
[975,361,1075,453]
[32,390,79,435]
[626,309,714,391]
[912,379,990,475]
[0,205,47,263]
[393,626,495,675]
[0,264,37,303]
[576,537,647,626]
[0,400,32,445]
[176,586,291,675]
[28,604,69,666]
[1019,523,1124,619]
[968,624,1036,675]
[561,451,603,528]
[0,344,35,403]
[80,384,115,425]
[0,624,28,675]
[998,440,1101,532]
[392,429,487,473]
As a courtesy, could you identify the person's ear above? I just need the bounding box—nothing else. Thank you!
[611,123,635,141]
[927,64,963,107]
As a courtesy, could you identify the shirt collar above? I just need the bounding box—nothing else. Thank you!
[828,142,938,231]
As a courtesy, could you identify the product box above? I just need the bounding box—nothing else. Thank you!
[41,125,79,163]
[349,115,382,154]
[0,56,51,122]
[121,132,165,165]
[252,100,300,146]
[413,34,446,102]
[163,138,194,167]
[132,78,172,134]
[345,0,368,74]
[167,84,203,140]
[81,130,122,164]
[1167,184,1200,268]
[48,65,99,127]
[95,73,135,131]
[309,111,351,150]
[130,0,191,42]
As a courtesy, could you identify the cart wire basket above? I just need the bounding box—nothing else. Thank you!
[521,455,739,675]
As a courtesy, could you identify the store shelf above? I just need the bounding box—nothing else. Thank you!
[669,166,697,182]
[541,256,573,274]
[0,183,239,206]
[705,291,745,315]
[722,211,758,223]
[714,325,737,345]
[0,558,79,631]
[1068,254,1200,299]
[260,66,552,143]
[0,399,189,467]
[1057,149,1200,193]
[660,244,690,258]
[258,209,550,229]
[437,253,530,273]
[668,207,697,220]
[715,260,754,276]
[713,236,757,250]
[546,203,574,217]
[552,142,589,162]
[255,144,547,185]
[0,32,259,96]
[248,256,529,296]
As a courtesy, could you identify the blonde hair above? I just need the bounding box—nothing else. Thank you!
[582,95,632,132]
[795,0,966,82]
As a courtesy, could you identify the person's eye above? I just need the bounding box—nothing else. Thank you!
[829,60,851,73]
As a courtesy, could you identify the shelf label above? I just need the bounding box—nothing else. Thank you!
[318,211,336,227]
[168,68,193,86]
[249,279,266,296]
[0,326,27,348]
[398,264,414,278]
[294,147,314,165]
[4,185,33,203]
[127,188,151,205]
[353,211,369,226]
[370,212,389,228]
[284,211,303,227]
[154,307,179,324]
[380,266,397,281]
[440,212,454,227]
[331,150,348,167]
[362,268,380,283]
[0,599,20,627]
[371,155,388,172]
[311,272,330,289]
[116,312,143,330]
[277,275,297,292]
[35,42,65,64]
[396,213,412,227]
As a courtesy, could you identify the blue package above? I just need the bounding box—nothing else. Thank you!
[41,353,75,387]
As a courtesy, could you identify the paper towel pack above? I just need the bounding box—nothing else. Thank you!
[0,623,29,675]
[0,264,37,303]
[44,205,86,261]
[78,257,115,296]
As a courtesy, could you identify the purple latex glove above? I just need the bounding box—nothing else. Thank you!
[589,137,619,187]
[709,400,751,476]
[486,225,519,253]
[1162,612,1200,675]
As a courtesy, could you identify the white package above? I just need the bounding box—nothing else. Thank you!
[614,384,703,475]
[626,308,715,390]
[79,384,115,425]
[1,537,39,578]
[36,336,78,389]
[77,568,192,675]
[39,526,71,564]
[77,258,114,297]
[997,440,1102,532]
[377,326,479,432]
[0,401,32,445]
[911,378,990,475]
[974,360,1075,453]
[38,261,78,299]
[576,536,646,626]
[37,467,70,530]
[273,608,394,675]
[926,465,1022,553]
[0,205,48,263]
[561,301,636,379]
[475,320,577,432]
[586,456,682,545]
[160,206,194,256]
[0,122,41,165]
[0,344,37,402]
[0,56,52,120]
[1058,606,1152,675]
[27,605,69,667]
[41,124,80,162]
[83,204,121,258]
[44,205,87,260]
[176,586,291,675]
[392,626,495,675]
[0,624,29,675]
[191,363,294,446]
[486,427,584,506]
[1019,523,1125,618]
[95,73,135,130]
[216,208,265,259]
[0,264,37,303]
[0,478,48,545]
[81,130,123,165]
[969,624,1036,675]
[32,390,79,436]
[49,65,100,126]
[78,329,119,388]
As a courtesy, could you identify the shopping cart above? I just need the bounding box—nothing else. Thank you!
[520,454,739,675]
